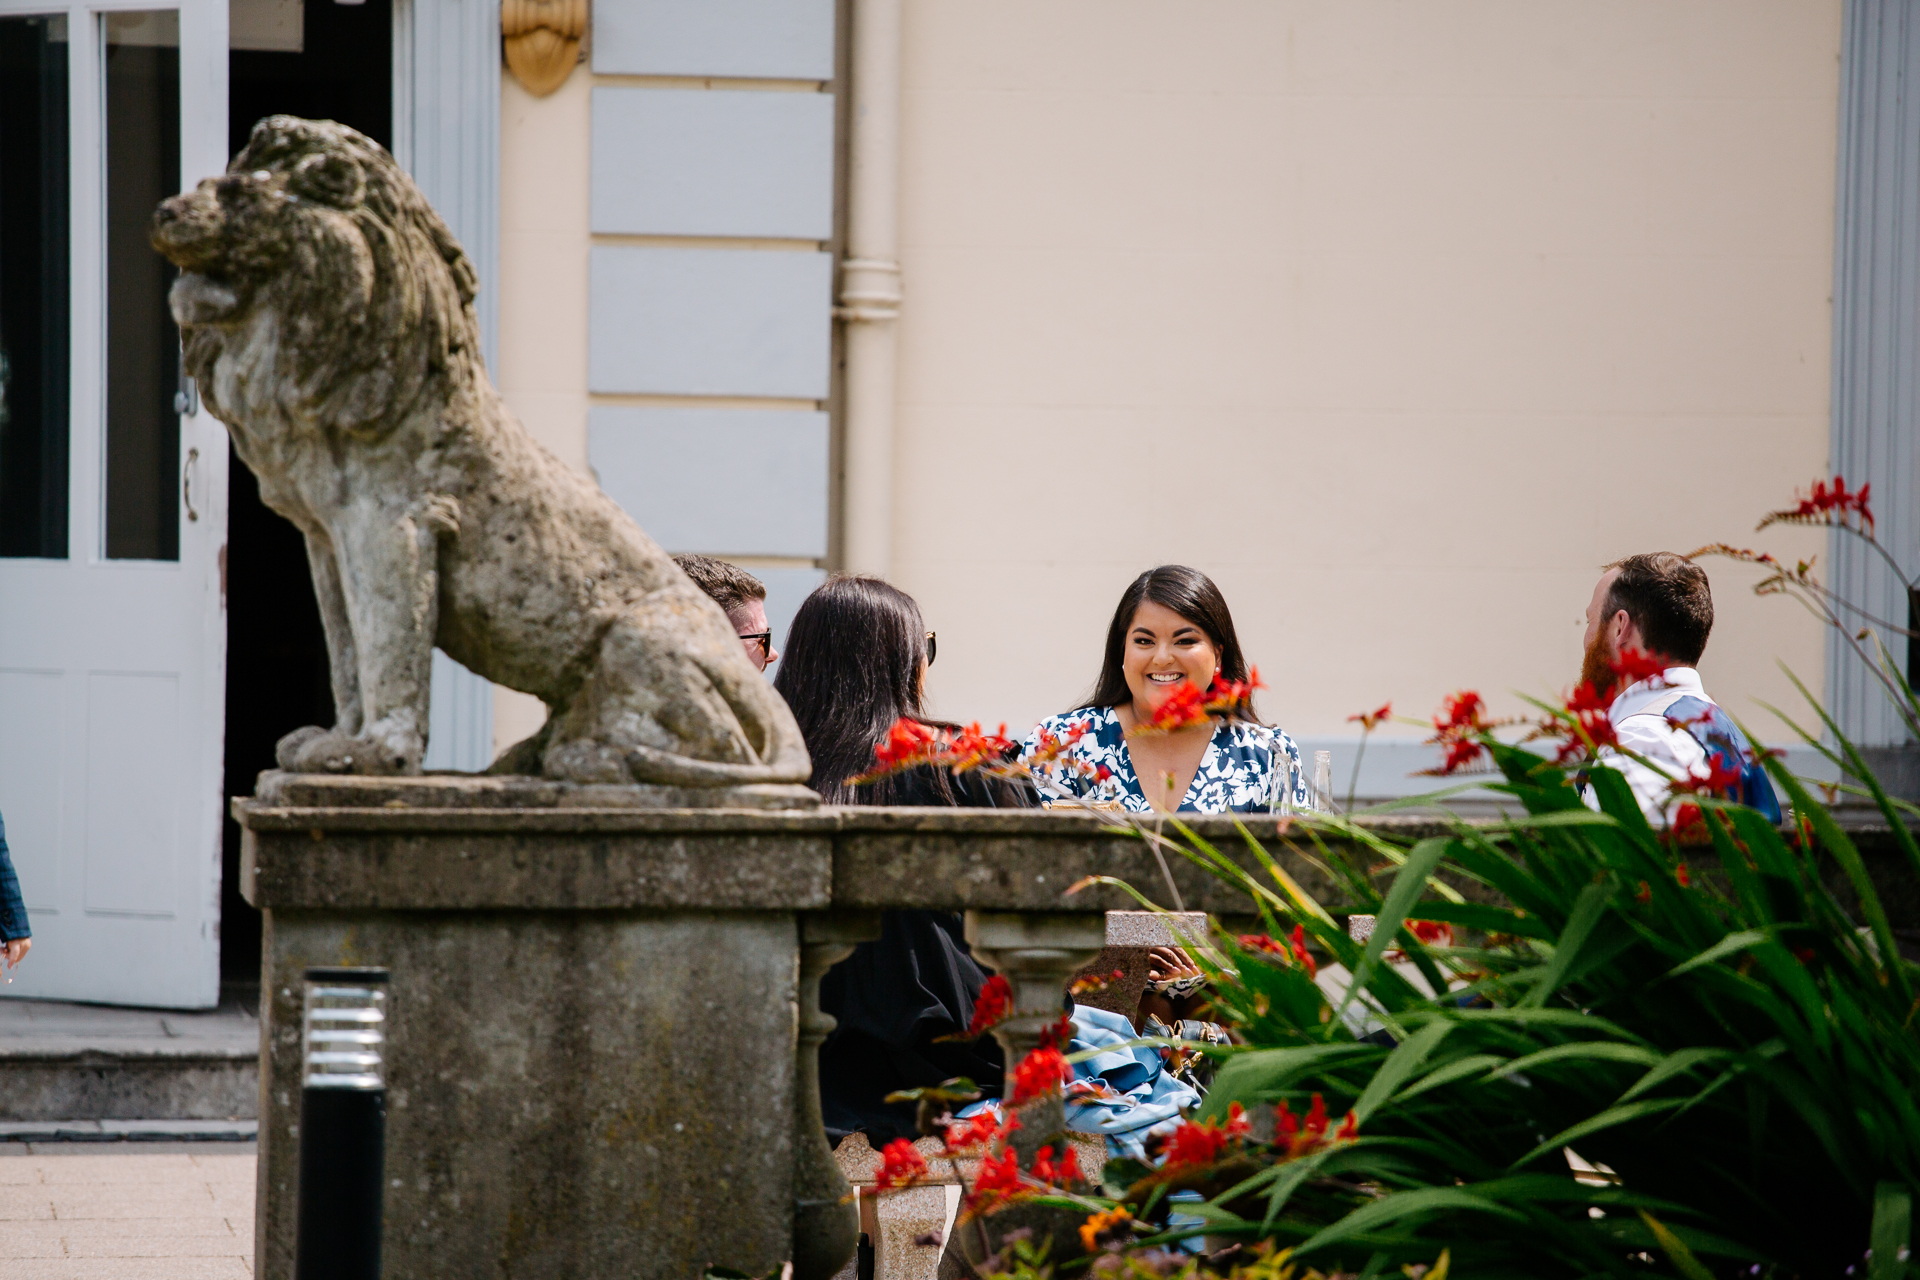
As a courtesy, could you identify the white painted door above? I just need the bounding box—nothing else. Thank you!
[0,0,228,1007]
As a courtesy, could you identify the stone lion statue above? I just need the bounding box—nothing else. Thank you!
[151,116,812,794]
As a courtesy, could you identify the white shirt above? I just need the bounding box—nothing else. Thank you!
[1582,666,1712,824]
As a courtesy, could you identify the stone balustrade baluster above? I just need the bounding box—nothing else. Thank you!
[794,910,882,1280]
[962,911,1105,1163]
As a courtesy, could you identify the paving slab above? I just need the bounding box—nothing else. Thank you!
[0,1148,255,1275]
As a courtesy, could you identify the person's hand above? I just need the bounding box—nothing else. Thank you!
[2,938,29,976]
[1135,945,1208,1030]
[1145,945,1201,988]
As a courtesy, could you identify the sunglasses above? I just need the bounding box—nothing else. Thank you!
[737,630,773,659]
[925,631,937,668]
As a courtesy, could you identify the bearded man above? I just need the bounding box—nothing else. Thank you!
[1578,552,1782,824]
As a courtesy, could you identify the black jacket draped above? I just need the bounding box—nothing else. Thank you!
[816,765,1028,1144]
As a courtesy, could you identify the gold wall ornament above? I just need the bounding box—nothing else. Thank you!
[502,0,586,97]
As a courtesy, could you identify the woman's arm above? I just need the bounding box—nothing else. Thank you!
[0,815,31,972]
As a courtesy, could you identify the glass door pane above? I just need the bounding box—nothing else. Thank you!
[103,10,180,561]
[0,16,71,559]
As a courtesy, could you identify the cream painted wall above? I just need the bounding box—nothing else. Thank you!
[891,0,1842,762]
[493,69,593,752]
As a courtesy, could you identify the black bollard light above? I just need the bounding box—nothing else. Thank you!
[295,966,389,1280]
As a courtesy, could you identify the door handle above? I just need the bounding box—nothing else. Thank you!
[183,447,200,522]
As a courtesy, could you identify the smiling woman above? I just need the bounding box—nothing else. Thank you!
[1024,564,1309,814]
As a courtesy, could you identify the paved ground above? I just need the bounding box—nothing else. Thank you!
[0,1143,255,1276]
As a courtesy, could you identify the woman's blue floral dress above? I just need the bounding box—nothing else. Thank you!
[1022,706,1308,813]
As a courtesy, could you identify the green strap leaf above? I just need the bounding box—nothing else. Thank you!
[1871,1181,1912,1280]
[1485,1041,1663,1081]
[1616,1046,1740,1105]
[1338,837,1451,1026]
[1294,1186,1526,1258]
[1640,1210,1718,1280]
[1661,929,1772,981]
[1510,1098,1686,1169]
[1350,1018,1455,1127]
[1518,880,1612,1009]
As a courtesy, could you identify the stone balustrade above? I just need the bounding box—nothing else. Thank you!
[236,774,1920,1279]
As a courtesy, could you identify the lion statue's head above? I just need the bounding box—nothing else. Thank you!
[151,116,479,437]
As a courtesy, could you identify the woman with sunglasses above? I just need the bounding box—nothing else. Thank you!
[1026,564,1308,814]
[772,576,1026,1145]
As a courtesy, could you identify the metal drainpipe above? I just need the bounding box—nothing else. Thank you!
[837,0,904,577]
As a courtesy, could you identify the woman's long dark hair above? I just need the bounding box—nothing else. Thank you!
[1080,564,1258,721]
[773,575,953,804]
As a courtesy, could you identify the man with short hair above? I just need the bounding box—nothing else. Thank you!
[1578,552,1781,823]
[673,553,780,672]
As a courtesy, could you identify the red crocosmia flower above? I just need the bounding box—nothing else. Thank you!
[1552,681,1619,765]
[1303,1093,1328,1139]
[1668,760,1745,798]
[1237,933,1287,956]
[1670,803,1711,846]
[1030,1143,1084,1187]
[1427,691,1490,775]
[1142,681,1208,734]
[1407,919,1454,948]
[875,1137,929,1190]
[1675,861,1692,888]
[1162,1118,1231,1170]
[1275,1092,1356,1157]
[1203,667,1265,719]
[1067,968,1125,996]
[876,718,939,766]
[964,974,1013,1037]
[1438,691,1486,731]
[961,1147,1027,1218]
[850,717,951,785]
[944,722,1017,774]
[1607,647,1670,689]
[1224,1102,1252,1139]
[1011,1047,1073,1105]
[1037,1013,1074,1052]
[1289,925,1318,979]
[1765,474,1875,534]
[1794,946,1817,964]
[1634,880,1652,905]
[943,1111,1001,1154]
[1348,701,1393,732]
[1439,736,1487,774]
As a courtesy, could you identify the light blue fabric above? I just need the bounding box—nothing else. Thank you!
[957,1005,1201,1162]
[1061,1005,1201,1160]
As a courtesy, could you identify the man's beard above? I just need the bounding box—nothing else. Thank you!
[1579,627,1615,697]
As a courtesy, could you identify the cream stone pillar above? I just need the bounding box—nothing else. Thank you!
[837,0,904,576]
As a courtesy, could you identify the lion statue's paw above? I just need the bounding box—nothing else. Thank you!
[275,722,423,776]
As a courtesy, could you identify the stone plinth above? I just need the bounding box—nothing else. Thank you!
[241,775,833,1280]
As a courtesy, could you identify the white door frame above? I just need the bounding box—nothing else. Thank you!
[0,0,229,1008]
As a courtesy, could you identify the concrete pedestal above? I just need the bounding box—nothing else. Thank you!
[240,774,838,1280]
